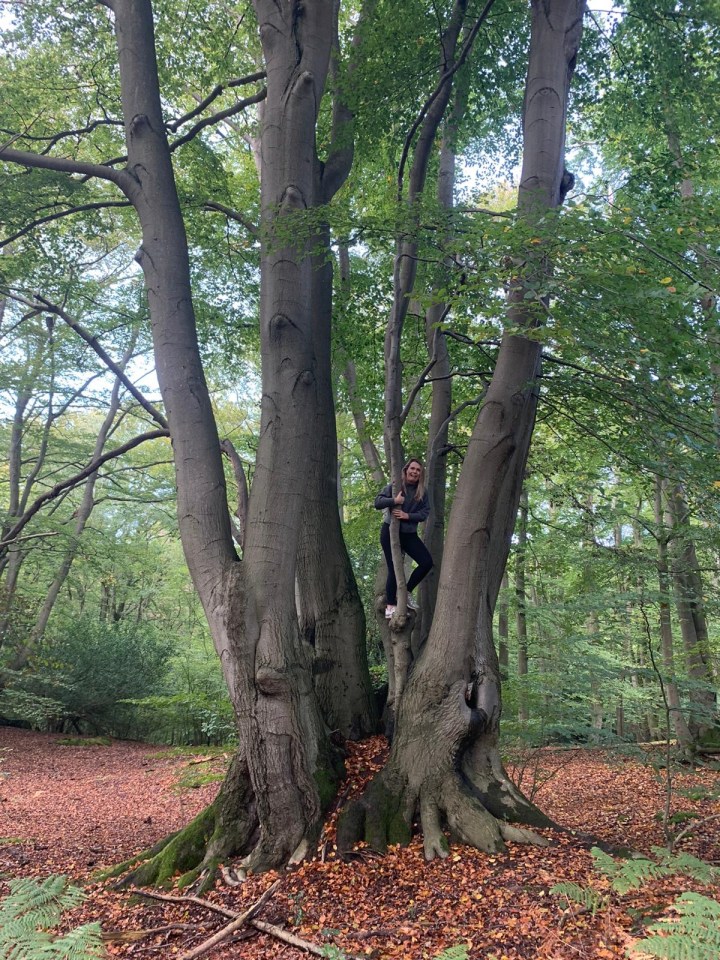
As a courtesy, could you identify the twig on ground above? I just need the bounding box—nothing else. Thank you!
[129,882,361,957]
[177,878,281,960]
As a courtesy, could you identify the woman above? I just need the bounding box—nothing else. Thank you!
[374,458,433,619]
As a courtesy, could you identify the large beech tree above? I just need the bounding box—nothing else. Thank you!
[340,0,586,857]
[0,0,601,872]
[1,0,373,877]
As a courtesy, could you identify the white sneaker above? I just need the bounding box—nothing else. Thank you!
[385,605,397,619]
[407,596,419,611]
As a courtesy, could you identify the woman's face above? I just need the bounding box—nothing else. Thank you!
[405,461,422,483]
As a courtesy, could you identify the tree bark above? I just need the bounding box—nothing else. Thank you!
[654,478,693,747]
[666,484,716,741]
[516,486,529,722]
[106,0,339,877]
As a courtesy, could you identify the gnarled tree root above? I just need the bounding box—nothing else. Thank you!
[337,766,551,862]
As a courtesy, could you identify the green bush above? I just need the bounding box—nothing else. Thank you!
[0,618,175,739]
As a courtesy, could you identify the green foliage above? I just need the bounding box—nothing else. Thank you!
[320,947,349,960]
[549,847,720,959]
[549,882,608,916]
[433,946,470,960]
[591,846,720,895]
[0,875,105,959]
[0,619,176,738]
[635,893,720,960]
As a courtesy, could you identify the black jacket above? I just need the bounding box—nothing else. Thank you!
[374,482,430,533]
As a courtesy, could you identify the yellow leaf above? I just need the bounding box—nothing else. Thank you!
[660,277,672,284]
[677,227,684,234]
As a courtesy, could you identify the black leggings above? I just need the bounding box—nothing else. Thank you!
[380,523,434,606]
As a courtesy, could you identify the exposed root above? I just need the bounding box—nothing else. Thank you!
[338,756,554,862]
[499,822,550,846]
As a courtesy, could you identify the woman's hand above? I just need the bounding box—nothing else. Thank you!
[392,508,409,520]
[393,490,404,504]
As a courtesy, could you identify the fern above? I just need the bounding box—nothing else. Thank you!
[433,946,470,960]
[550,882,607,915]
[0,875,105,960]
[634,893,720,960]
[651,848,720,886]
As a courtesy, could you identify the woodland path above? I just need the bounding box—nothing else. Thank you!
[1,726,719,959]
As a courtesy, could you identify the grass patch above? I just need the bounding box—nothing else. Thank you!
[174,769,226,791]
[147,745,230,761]
[0,837,25,845]
[57,736,112,747]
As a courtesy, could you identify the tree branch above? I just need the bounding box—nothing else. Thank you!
[0,145,129,189]
[169,90,267,153]
[176,879,281,960]
[203,201,259,237]
[9,293,167,429]
[397,0,497,201]
[0,429,169,554]
[1,201,131,249]
[166,71,266,131]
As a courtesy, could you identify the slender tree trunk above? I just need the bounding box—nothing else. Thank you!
[9,342,137,672]
[339,0,585,859]
[420,91,465,640]
[497,570,510,682]
[516,486,529,722]
[666,484,717,739]
[297,229,377,740]
[654,478,693,747]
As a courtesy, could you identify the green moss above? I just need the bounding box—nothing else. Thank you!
[314,765,340,812]
[387,809,412,846]
[116,803,218,888]
[363,780,411,852]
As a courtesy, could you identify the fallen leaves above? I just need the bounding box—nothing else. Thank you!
[1,729,719,960]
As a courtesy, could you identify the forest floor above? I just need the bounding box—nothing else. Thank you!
[1,727,719,960]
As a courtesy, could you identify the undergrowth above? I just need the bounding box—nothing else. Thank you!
[0,875,105,959]
[551,846,720,959]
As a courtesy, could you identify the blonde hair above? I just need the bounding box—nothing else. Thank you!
[402,458,425,501]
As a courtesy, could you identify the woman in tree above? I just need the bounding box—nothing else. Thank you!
[375,458,433,618]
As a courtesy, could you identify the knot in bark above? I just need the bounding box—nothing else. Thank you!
[280,185,307,212]
[296,369,314,388]
[255,665,290,696]
[129,113,151,136]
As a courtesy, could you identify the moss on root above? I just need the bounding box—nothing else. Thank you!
[337,778,412,854]
[116,802,220,889]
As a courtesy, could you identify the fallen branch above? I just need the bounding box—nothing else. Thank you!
[102,922,203,943]
[129,884,363,958]
[177,878,281,960]
[251,918,329,956]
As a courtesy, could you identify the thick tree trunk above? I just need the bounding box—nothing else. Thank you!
[297,232,377,740]
[339,0,585,860]
[105,0,340,880]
